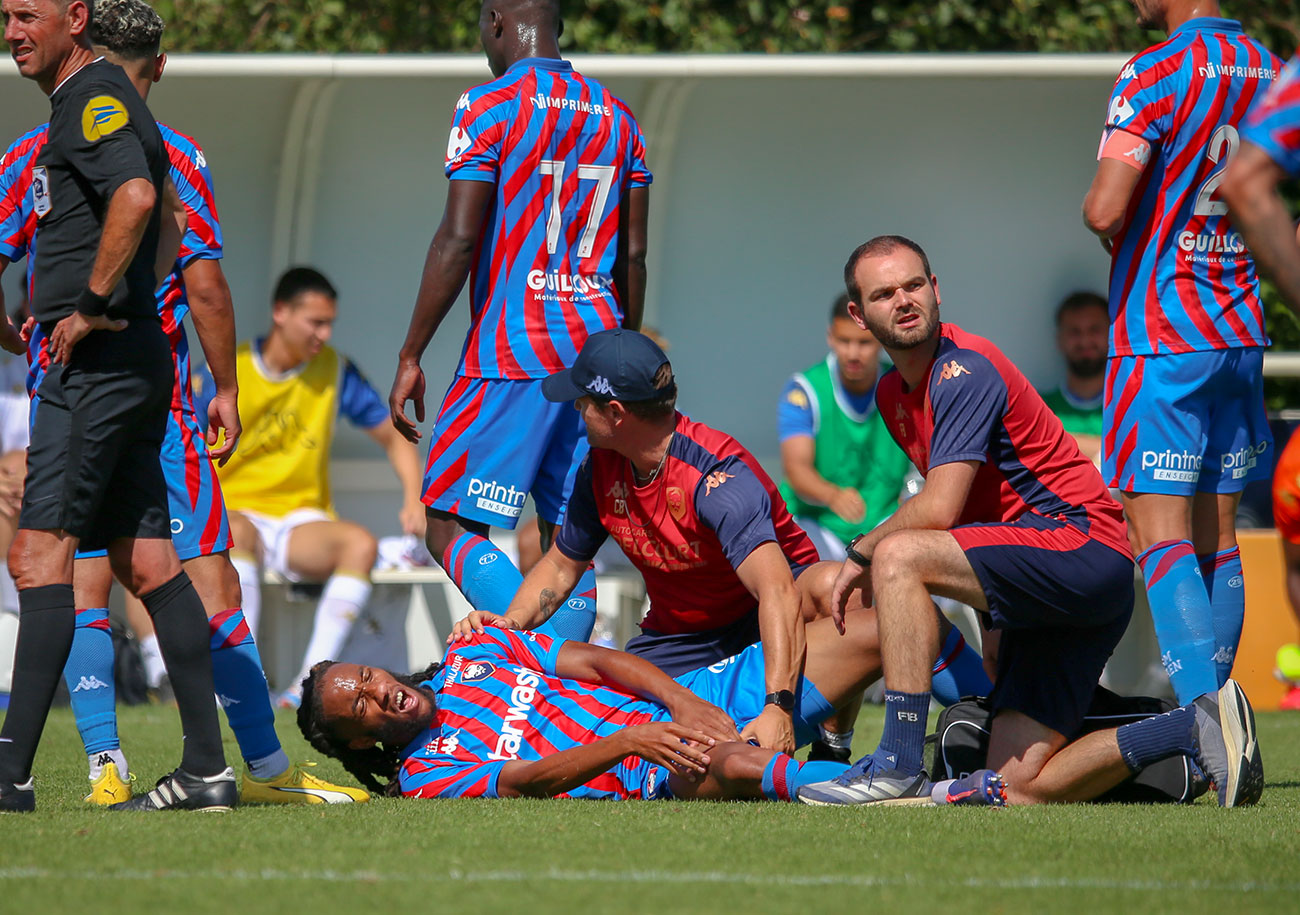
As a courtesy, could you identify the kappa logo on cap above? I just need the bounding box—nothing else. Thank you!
[589,375,616,396]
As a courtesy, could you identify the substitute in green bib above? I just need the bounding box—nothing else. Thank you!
[1039,291,1107,466]
[778,295,911,560]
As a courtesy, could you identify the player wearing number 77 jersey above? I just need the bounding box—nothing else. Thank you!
[389,0,650,640]
[1082,0,1280,706]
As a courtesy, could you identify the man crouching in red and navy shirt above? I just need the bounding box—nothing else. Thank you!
[451,327,994,756]
[798,235,1262,809]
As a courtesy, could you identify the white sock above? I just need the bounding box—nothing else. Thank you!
[818,726,854,750]
[88,748,129,781]
[291,573,371,689]
[0,567,18,614]
[139,633,167,689]
[231,555,262,638]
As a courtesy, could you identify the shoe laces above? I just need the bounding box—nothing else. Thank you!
[832,754,881,786]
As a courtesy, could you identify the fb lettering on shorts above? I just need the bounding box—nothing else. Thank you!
[1141,449,1201,482]
[467,477,526,518]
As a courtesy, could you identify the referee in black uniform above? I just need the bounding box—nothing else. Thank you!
[0,0,234,812]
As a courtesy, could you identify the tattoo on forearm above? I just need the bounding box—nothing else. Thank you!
[539,588,558,620]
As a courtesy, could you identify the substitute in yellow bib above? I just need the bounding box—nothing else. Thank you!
[197,267,424,708]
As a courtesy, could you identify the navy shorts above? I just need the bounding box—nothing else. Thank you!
[953,513,1135,738]
[625,609,761,677]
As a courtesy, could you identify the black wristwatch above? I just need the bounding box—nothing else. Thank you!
[846,533,871,567]
[764,690,796,712]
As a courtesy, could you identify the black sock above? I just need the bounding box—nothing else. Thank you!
[0,585,76,785]
[142,572,226,776]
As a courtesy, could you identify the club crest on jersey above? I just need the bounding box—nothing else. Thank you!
[82,95,130,142]
[461,661,497,683]
[30,166,51,218]
[666,485,686,521]
[937,360,970,384]
[703,471,734,495]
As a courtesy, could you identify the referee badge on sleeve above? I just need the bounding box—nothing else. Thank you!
[82,95,130,142]
[31,167,51,218]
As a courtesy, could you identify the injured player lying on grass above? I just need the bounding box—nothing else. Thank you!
[296,606,1011,804]
[296,604,1254,807]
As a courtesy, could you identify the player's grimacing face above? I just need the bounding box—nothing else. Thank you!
[317,662,436,747]
[850,250,940,352]
[827,316,882,384]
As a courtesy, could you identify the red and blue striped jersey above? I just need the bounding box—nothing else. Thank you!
[398,628,670,800]
[555,412,820,635]
[1243,49,1300,176]
[444,57,652,379]
[876,323,1132,559]
[1102,18,1280,356]
[0,122,223,414]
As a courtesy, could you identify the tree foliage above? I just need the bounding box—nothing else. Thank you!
[153,1,1297,56]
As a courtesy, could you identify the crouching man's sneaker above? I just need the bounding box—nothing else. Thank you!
[1191,679,1263,808]
[241,761,369,805]
[935,769,1008,807]
[110,767,238,812]
[798,757,933,806]
[0,778,35,813]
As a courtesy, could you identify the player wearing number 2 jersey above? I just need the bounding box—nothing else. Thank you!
[390,0,650,642]
[1082,0,1280,706]
[1224,49,1300,315]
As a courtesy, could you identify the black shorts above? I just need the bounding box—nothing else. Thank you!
[625,609,761,677]
[953,513,1136,738]
[19,320,173,551]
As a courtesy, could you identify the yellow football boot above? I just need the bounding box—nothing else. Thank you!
[85,762,134,806]
[240,761,370,804]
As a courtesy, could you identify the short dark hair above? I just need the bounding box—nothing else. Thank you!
[829,293,851,322]
[88,0,162,60]
[1055,290,1108,326]
[297,660,444,798]
[274,266,337,306]
[843,235,933,305]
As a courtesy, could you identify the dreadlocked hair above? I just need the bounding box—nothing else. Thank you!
[297,659,445,798]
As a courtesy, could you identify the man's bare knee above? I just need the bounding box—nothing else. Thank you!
[227,512,262,558]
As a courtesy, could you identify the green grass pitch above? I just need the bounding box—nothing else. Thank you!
[0,703,1296,913]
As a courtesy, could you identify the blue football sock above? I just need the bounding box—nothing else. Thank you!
[537,566,598,642]
[930,626,992,705]
[1138,540,1218,703]
[62,607,119,757]
[872,689,930,774]
[208,608,285,776]
[1114,704,1196,771]
[1199,547,1244,687]
[442,532,524,614]
[761,754,851,801]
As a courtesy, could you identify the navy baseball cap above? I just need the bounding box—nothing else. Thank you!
[542,328,674,403]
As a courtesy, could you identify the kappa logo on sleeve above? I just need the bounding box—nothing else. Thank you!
[703,470,734,495]
[786,388,808,408]
[936,360,971,384]
[82,96,130,142]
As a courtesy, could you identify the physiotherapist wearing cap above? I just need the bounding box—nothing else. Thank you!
[450,328,829,752]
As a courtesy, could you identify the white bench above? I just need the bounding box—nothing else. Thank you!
[254,567,647,690]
